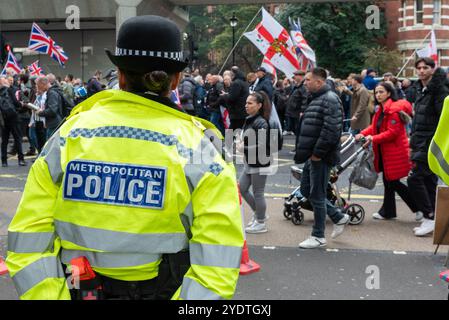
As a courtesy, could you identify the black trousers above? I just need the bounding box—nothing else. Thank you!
[407,161,438,220]
[379,173,418,218]
[34,121,47,153]
[1,118,24,163]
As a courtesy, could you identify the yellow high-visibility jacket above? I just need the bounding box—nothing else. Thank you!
[6,90,244,300]
[429,96,449,185]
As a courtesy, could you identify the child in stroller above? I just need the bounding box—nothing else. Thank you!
[284,133,367,225]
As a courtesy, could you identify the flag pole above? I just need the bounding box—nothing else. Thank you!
[218,7,263,75]
[396,30,432,78]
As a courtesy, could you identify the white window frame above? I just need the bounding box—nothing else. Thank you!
[433,0,441,25]
[415,0,424,24]
[402,0,407,27]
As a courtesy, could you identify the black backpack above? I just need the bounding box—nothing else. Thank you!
[0,90,17,119]
[49,87,74,117]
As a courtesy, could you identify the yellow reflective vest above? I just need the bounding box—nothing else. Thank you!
[429,96,449,185]
[6,90,244,300]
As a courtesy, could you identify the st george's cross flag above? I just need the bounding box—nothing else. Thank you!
[289,17,316,72]
[417,29,438,66]
[244,8,300,78]
[261,56,277,83]
[28,22,68,67]
[1,50,21,76]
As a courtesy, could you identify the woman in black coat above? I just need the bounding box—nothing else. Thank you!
[236,91,274,234]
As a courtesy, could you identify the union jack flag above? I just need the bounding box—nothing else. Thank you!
[1,50,21,76]
[28,22,68,67]
[28,60,44,76]
[170,89,182,110]
[289,17,316,72]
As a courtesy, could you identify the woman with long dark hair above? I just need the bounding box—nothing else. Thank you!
[356,82,420,220]
[237,91,273,234]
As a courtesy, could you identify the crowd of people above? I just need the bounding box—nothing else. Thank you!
[1,56,448,244]
[176,58,448,245]
[0,68,118,167]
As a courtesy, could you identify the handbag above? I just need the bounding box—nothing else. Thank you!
[349,148,378,190]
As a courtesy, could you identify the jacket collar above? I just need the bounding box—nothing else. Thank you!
[310,84,330,99]
[67,89,223,136]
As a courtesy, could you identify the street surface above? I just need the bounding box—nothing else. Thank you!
[1,136,448,300]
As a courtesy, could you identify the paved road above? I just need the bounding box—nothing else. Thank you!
[1,136,448,300]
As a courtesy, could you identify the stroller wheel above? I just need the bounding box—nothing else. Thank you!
[346,204,365,225]
[283,208,292,220]
[292,210,304,225]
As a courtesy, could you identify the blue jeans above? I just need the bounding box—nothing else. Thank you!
[209,111,225,136]
[300,159,344,238]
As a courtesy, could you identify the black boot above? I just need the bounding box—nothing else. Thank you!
[18,160,27,167]
[2,161,7,167]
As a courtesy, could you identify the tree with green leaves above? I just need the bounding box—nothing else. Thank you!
[187,2,387,78]
[186,5,264,74]
[277,2,386,78]
[364,46,403,76]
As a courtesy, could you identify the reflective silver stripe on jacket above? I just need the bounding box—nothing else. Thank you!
[8,232,55,253]
[184,137,223,192]
[430,140,449,177]
[189,243,241,269]
[12,256,65,297]
[55,220,189,253]
[40,130,63,184]
[180,277,223,300]
[60,250,162,268]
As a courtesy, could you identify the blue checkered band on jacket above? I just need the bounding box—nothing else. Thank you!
[209,163,224,176]
[68,127,178,146]
[115,48,183,61]
[64,126,223,175]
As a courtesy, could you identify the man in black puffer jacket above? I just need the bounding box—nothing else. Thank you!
[295,68,349,249]
[408,58,449,237]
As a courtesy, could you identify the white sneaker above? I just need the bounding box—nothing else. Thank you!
[372,212,397,220]
[413,219,426,232]
[245,221,268,234]
[247,215,270,227]
[299,236,327,249]
[414,218,435,237]
[247,215,256,227]
[415,211,424,222]
[331,214,350,239]
[372,212,386,220]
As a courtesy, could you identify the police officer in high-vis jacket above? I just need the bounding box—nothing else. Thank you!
[429,96,449,186]
[6,15,244,300]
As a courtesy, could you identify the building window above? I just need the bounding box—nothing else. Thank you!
[415,0,423,24]
[433,0,441,25]
[402,0,407,27]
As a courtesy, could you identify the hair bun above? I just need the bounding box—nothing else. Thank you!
[143,70,171,93]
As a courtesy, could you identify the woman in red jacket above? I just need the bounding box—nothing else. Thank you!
[355,82,419,220]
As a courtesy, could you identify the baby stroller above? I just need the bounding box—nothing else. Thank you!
[283,133,367,226]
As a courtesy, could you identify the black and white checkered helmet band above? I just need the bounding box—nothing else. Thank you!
[115,47,183,61]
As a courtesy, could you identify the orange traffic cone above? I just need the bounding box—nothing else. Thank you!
[240,240,260,275]
[237,183,261,275]
[0,256,8,276]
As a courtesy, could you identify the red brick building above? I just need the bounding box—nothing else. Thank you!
[385,0,449,76]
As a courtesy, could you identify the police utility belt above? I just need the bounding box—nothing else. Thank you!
[68,251,190,300]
